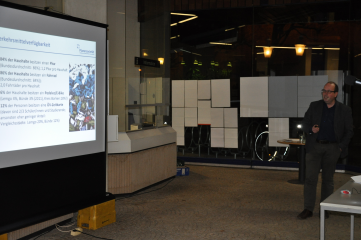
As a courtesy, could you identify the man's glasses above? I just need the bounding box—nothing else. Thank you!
[321,89,336,94]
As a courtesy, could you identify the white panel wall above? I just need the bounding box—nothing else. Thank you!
[268,118,289,147]
[298,75,328,117]
[108,0,126,79]
[172,108,184,145]
[211,128,225,148]
[198,80,211,99]
[240,77,268,117]
[108,115,119,142]
[6,0,46,9]
[185,80,198,107]
[64,0,107,24]
[185,108,197,127]
[198,100,211,125]
[146,78,156,104]
[268,76,298,117]
[107,0,126,131]
[211,108,224,127]
[155,77,163,104]
[172,108,184,127]
[172,80,185,107]
[211,79,230,107]
[224,108,238,128]
[125,0,140,108]
[225,128,238,148]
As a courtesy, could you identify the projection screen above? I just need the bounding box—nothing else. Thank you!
[0,4,106,169]
[0,2,109,235]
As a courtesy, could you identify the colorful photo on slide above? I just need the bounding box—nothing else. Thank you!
[68,63,95,132]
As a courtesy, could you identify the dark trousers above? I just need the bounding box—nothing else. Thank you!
[304,142,341,212]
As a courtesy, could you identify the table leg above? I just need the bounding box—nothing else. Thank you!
[287,145,305,184]
[320,206,325,240]
[299,145,306,183]
[351,214,354,240]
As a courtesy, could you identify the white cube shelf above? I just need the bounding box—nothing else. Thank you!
[198,100,211,125]
[185,80,198,108]
[240,77,268,117]
[211,79,230,107]
[198,80,211,99]
[211,128,225,148]
[172,80,185,107]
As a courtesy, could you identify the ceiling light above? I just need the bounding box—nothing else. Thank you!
[142,49,148,57]
[210,42,232,46]
[324,48,340,50]
[263,47,273,58]
[356,81,361,85]
[256,46,295,49]
[171,13,196,16]
[158,58,164,65]
[194,60,198,65]
[312,48,323,50]
[256,46,296,49]
[227,62,232,67]
[297,124,302,128]
[198,61,202,66]
[275,47,296,49]
[170,36,176,39]
[180,49,202,56]
[295,44,306,56]
[211,61,215,65]
[178,16,198,23]
[238,25,245,28]
[170,23,178,26]
[225,28,235,31]
[181,60,185,65]
[215,62,219,66]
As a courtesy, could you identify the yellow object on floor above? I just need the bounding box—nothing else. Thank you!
[0,234,7,240]
[77,199,116,230]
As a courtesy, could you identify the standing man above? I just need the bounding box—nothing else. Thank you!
[297,81,353,220]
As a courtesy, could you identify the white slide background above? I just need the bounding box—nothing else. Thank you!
[0,5,106,169]
[0,27,96,153]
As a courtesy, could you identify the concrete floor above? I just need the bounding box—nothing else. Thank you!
[31,165,360,240]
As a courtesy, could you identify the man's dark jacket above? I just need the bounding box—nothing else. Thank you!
[302,100,353,158]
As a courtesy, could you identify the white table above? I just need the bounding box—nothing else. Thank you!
[320,180,361,239]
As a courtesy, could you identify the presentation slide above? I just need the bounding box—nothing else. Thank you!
[0,27,96,153]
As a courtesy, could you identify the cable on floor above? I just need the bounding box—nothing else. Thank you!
[55,221,76,228]
[31,219,76,239]
[55,224,72,233]
[115,176,175,201]
[72,229,114,240]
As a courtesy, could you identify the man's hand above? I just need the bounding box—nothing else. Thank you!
[312,125,319,134]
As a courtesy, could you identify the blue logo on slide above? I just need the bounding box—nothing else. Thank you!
[78,44,94,55]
